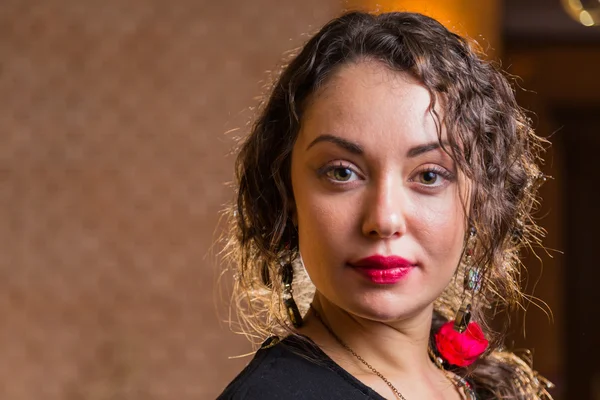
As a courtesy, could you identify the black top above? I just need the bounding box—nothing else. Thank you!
[217,335,388,399]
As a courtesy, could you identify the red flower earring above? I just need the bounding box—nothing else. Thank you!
[435,227,489,367]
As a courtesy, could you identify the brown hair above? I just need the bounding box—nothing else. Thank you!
[223,11,552,399]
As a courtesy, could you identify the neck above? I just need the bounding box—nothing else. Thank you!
[302,293,437,377]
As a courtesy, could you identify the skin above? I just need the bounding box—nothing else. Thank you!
[290,60,469,399]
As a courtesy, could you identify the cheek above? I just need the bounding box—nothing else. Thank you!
[291,175,357,268]
[296,188,354,248]
[411,194,466,257]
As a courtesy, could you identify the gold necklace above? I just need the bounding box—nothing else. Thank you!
[310,306,476,400]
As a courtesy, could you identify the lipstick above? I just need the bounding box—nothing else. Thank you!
[350,255,415,284]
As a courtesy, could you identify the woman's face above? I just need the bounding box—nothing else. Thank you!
[290,61,467,322]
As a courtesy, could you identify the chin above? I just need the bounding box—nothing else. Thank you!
[336,290,433,323]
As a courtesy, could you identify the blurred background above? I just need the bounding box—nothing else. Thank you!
[0,0,598,399]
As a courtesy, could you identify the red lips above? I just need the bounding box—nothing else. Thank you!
[351,255,415,269]
[350,255,415,284]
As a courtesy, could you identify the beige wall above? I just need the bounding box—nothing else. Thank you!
[0,1,338,398]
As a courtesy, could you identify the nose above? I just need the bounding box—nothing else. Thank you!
[361,177,407,239]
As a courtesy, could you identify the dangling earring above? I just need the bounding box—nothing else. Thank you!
[454,227,480,333]
[282,230,303,328]
[282,263,302,328]
[435,226,489,367]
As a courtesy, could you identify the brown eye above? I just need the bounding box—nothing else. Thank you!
[419,171,439,185]
[328,167,354,182]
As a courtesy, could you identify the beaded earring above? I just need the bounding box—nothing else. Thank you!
[435,226,489,367]
[281,228,302,328]
[282,262,302,328]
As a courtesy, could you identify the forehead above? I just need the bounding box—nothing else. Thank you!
[298,61,444,147]
[313,60,426,106]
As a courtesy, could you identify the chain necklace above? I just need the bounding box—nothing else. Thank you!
[310,306,476,400]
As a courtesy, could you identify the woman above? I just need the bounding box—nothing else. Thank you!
[218,11,554,400]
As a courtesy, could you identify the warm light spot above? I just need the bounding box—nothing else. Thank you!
[568,0,583,10]
[561,0,600,26]
[579,10,595,26]
[343,0,501,58]
[346,0,459,25]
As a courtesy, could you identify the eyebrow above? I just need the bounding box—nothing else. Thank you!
[406,141,449,158]
[306,134,449,158]
[306,134,363,154]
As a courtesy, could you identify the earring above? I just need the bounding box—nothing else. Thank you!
[282,229,302,328]
[454,227,481,333]
[434,226,489,367]
[282,262,303,328]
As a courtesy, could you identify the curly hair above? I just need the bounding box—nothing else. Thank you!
[222,11,553,399]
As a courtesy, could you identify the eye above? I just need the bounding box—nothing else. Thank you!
[411,166,455,188]
[326,166,356,182]
[418,170,441,185]
[317,162,361,184]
